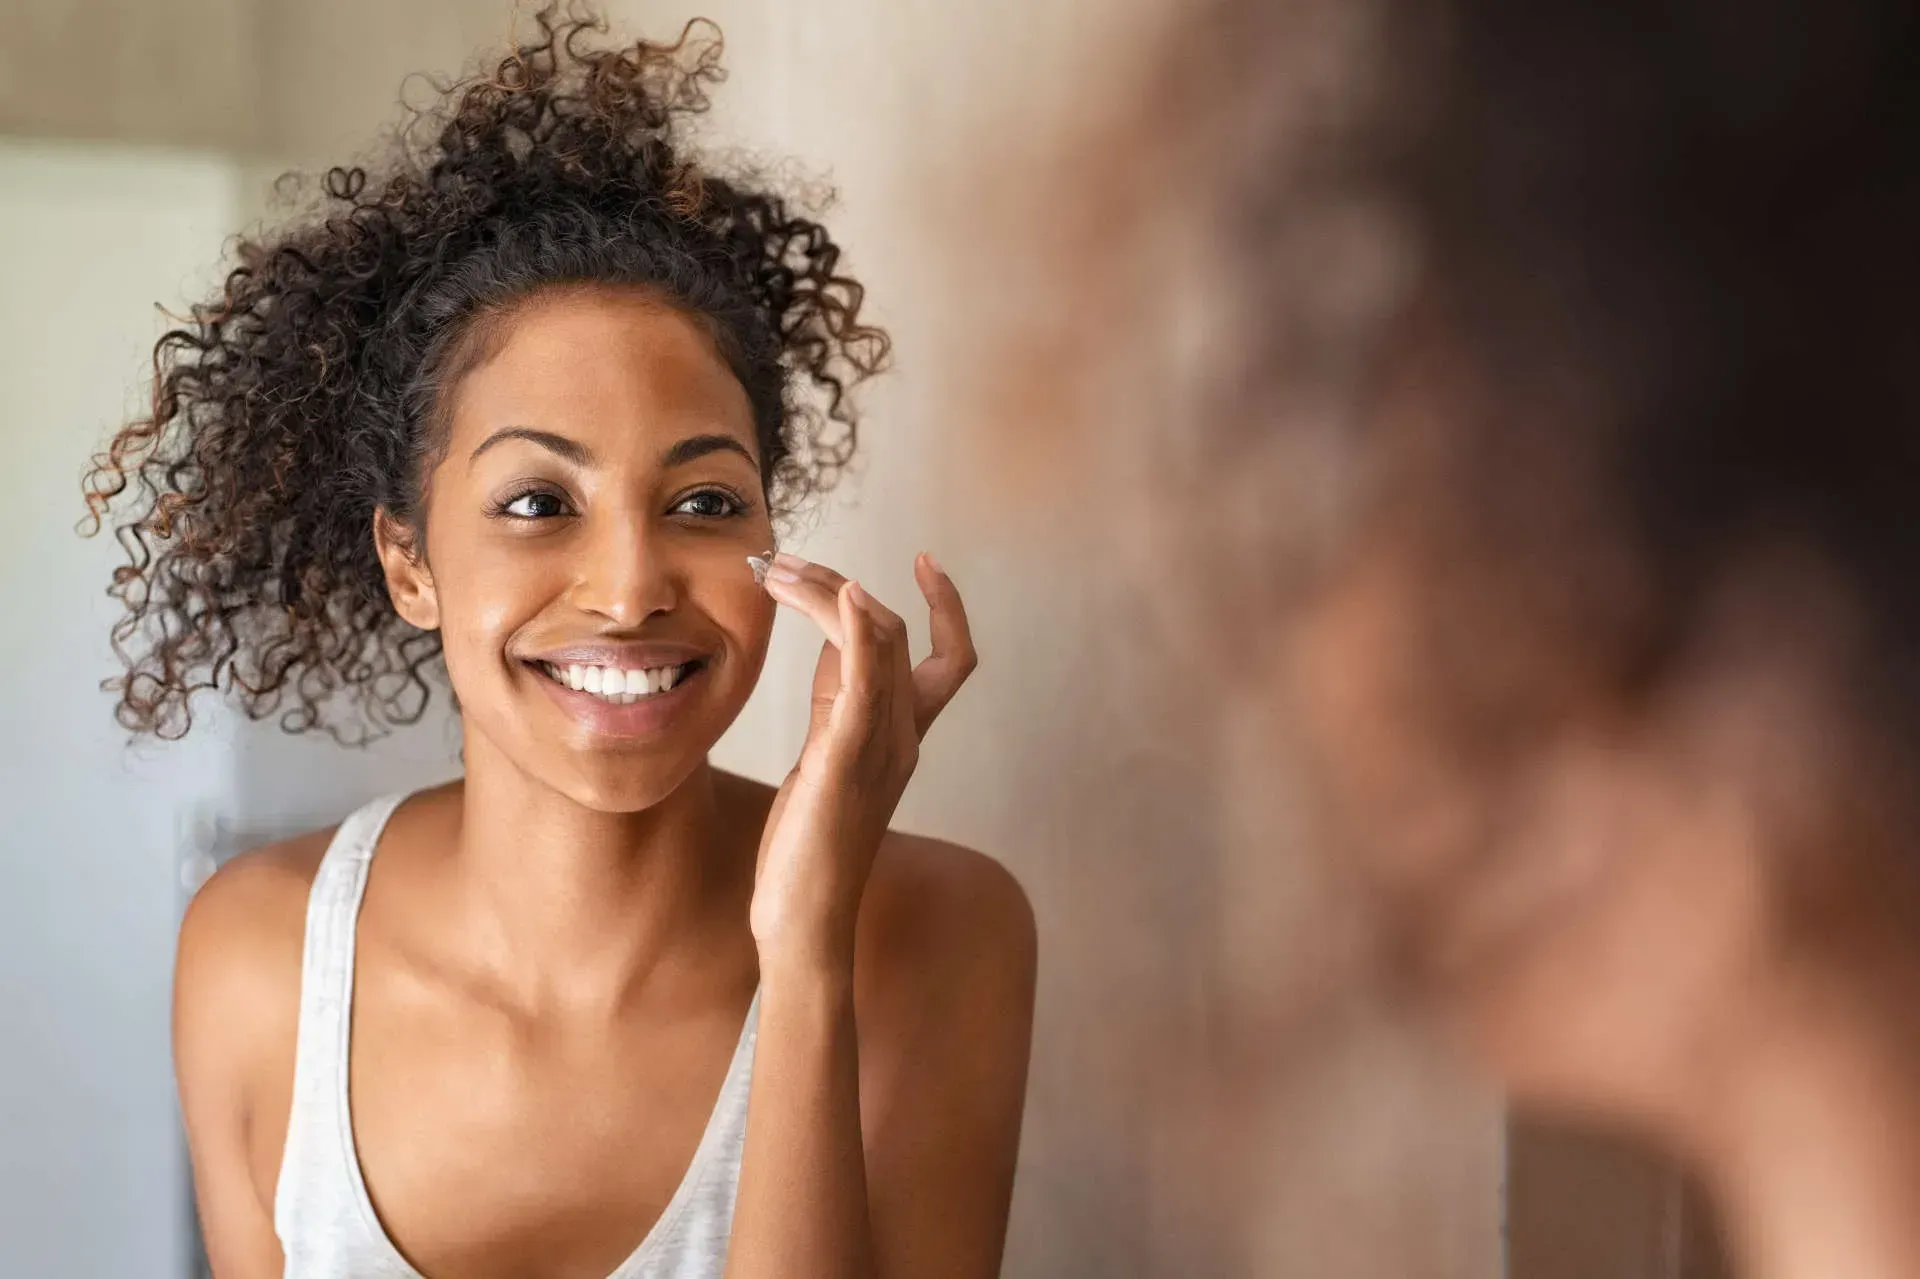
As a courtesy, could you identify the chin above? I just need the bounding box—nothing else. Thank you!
[545,748,712,813]
[461,695,734,814]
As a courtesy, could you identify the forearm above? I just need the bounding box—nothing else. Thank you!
[725,956,876,1279]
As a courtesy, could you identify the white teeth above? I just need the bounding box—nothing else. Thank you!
[543,662,691,702]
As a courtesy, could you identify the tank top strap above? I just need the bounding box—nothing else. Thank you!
[272,791,412,1257]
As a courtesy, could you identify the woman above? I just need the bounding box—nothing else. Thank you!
[996,0,1920,1275]
[87,12,1035,1279]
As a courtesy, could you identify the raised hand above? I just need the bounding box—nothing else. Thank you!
[749,551,977,971]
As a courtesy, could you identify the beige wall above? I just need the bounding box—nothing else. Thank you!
[0,0,262,151]
[256,0,521,165]
[0,0,504,160]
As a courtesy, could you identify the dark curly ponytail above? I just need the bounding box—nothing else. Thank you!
[81,5,888,744]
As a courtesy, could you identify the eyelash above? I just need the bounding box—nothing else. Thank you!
[670,486,751,520]
[486,485,573,521]
[484,484,752,522]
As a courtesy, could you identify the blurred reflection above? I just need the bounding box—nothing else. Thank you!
[972,0,1920,1275]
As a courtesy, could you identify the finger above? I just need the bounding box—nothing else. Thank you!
[831,580,883,737]
[846,578,912,667]
[773,552,850,595]
[848,582,917,739]
[910,552,977,734]
[763,553,850,648]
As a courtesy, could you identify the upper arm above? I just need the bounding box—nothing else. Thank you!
[855,837,1039,1279]
[174,838,320,1279]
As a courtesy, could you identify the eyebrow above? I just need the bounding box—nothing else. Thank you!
[469,427,595,468]
[661,433,758,470]
[467,427,758,471]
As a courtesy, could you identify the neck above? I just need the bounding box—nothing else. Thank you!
[436,731,753,1011]
[1676,961,1920,1279]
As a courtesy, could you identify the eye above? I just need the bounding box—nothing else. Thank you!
[671,488,745,519]
[500,489,571,519]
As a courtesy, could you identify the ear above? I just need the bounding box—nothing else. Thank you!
[374,508,440,631]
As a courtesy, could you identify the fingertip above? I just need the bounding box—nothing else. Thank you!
[839,579,868,627]
[914,553,950,599]
[760,569,797,603]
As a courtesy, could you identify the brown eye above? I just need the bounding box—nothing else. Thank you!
[503,490,570,519]
[672,489,742,519]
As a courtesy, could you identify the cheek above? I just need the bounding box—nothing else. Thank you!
[424,525,557,664]
[706,572,776,670]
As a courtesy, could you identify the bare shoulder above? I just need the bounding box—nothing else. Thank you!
[859,829,1037,993]
[178,827,330,976]
[853,830,1037,1166]
[173,826,334,1097]
[173,825,339,1254]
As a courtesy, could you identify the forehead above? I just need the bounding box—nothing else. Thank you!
[445,285,759,462]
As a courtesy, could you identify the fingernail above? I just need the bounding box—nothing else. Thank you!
[773,551,809,571]
[922,552,947,578]
[767,563,802,585]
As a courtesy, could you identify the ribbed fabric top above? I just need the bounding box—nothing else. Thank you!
[273,792,759,1278]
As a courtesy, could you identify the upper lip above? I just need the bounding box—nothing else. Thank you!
[520,640,712,669]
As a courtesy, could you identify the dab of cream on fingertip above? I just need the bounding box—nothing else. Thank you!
[746,552,775,585]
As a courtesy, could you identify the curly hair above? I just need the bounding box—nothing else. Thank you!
[81,6,889,744]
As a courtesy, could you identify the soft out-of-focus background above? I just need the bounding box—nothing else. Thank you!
[1,3,1711,1276]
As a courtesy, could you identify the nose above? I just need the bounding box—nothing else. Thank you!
[568,510,678,628]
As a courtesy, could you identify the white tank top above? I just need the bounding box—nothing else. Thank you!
[273,792,760,1278]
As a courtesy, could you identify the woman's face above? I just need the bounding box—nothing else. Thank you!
[383,285,777,811]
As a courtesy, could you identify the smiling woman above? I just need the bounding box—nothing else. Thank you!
[81,9,1034,1279]
[374,291,786,815]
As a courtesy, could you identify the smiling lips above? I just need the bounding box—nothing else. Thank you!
[536,659,696,705]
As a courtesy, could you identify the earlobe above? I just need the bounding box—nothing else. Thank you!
[373,508,440,631]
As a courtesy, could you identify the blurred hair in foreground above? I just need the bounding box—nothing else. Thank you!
[956,0,1920,1274]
